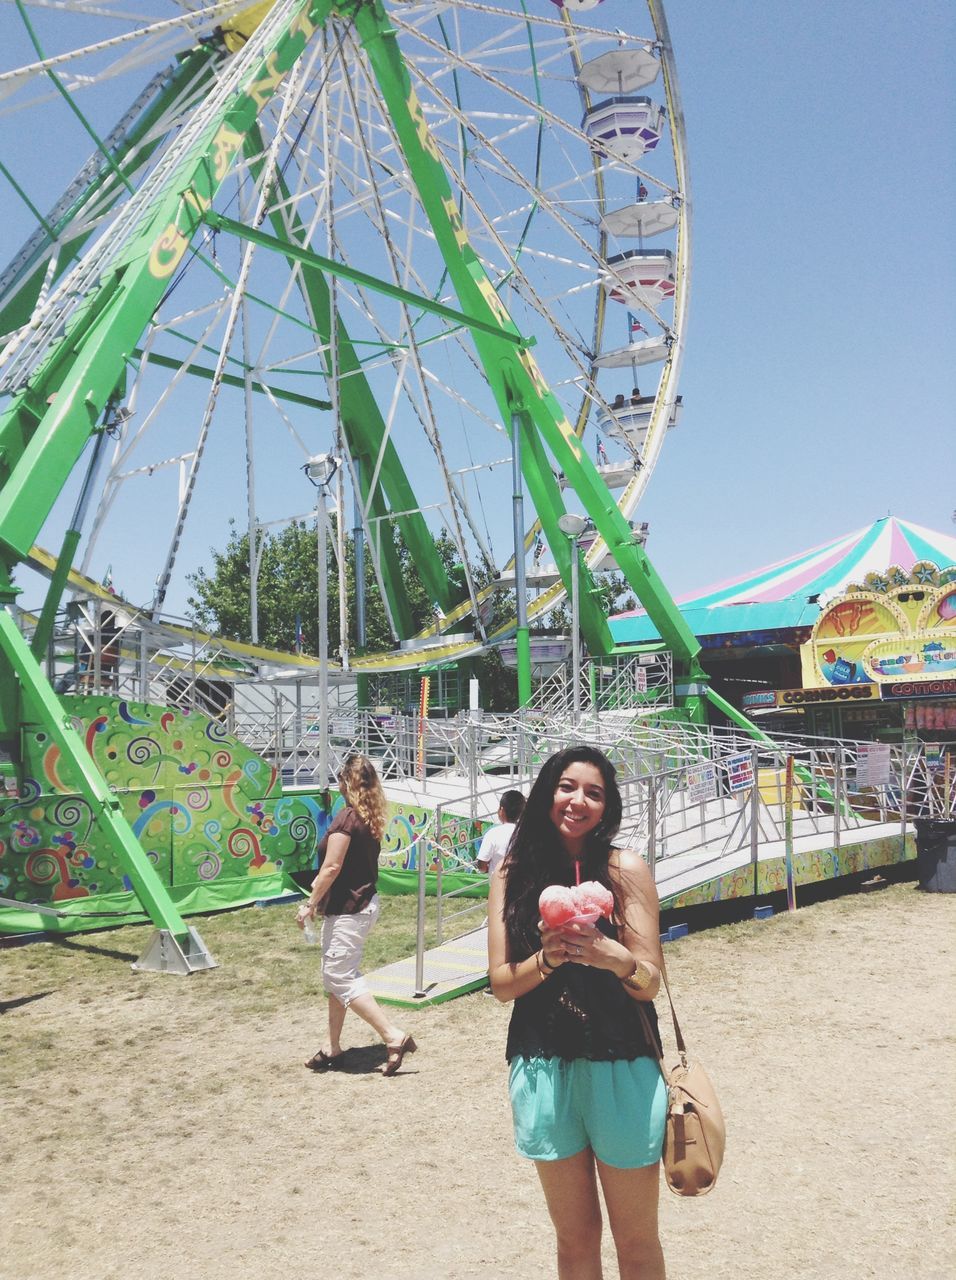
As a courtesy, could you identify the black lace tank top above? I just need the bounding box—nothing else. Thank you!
[505,917,661,1063]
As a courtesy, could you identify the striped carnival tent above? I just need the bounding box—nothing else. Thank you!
[610,517,956,646]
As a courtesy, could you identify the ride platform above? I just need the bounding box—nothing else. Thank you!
[367,923,490,1008]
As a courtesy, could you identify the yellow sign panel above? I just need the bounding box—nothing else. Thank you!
[775,685,882,708]
[801,563,956,690]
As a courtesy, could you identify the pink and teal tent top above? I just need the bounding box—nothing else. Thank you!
[610,518,956,646]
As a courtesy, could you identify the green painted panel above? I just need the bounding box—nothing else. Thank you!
[659,833,916,910]
[0,696,323,907]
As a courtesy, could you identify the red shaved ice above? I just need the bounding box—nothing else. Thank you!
[574,881,614,919]
[538,885,578,927]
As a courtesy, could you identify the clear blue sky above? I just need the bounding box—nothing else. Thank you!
[1,0,953,617]
[639,0,955,595]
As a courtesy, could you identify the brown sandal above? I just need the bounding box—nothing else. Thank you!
[305,1049,346,1071]
[381,1035,417,1077]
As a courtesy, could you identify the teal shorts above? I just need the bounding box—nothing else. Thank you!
[509,1055,667,1169]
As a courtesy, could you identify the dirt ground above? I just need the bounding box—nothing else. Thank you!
[2,882,954,1280]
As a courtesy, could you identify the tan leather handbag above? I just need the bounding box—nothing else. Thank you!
[639,964,726,1197]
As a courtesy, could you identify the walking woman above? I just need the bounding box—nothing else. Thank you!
[487,745,667,1279]
[298,754,416,1077]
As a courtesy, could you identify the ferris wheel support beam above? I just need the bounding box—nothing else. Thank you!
[0,0,328,956]
[202,211,526,346]
[0,44,220,344]
[350,0,606,657]
[131,347,333,412]
[349,0,701,674]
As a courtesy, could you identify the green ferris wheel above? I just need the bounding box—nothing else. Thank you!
[0,0,701,680]
[0,0,717,952]
[0,0,702,672]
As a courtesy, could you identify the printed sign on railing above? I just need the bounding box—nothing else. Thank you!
[855,742,892,787]
[724,752,755,793]
[686,763,717,804]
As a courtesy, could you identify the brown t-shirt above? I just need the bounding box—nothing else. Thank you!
[318,805,380,915]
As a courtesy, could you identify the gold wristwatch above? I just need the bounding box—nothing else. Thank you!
[620,961,653,992]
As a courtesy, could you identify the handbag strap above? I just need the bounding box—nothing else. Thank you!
[658,954,688,1058]
[637,952,688,1077]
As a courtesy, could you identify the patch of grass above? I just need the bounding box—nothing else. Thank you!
[0,892,444,1041]
[194,891,436,967]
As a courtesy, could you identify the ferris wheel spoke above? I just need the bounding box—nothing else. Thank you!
[80,297,226,577]
[246,173,458,628]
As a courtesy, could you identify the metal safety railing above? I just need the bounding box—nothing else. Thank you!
[260,701,720,794]
[403,725,951,994]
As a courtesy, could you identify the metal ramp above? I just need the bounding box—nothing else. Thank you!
[367,821,912,1008]
[367,924,490,1008]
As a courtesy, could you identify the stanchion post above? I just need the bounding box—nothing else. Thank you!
[435,805,445,945]
[139,626,149,702]
[647,779,657,884]
[750,745,760,897]
[784,753,797,912]
[414,808,433,999]
[469,718,479,816]
[898,735,917,850]
[517,708,527,782]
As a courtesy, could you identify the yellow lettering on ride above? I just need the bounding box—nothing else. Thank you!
[440,195,468,252]
[519,346,551,401]
[211,124,245,181]
[291,10,316,42]
[181,187,211,219]
[248,51,286,111]
[554,410,583,460]
[406,87,441,165]
[475,277,512,329]
[148,226,189,279]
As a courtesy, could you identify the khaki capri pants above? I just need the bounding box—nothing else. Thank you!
[320,895,380,1007]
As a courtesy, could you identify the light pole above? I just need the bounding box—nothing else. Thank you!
[557,513,589,722]
[511,412,532,708]
[304,453,340,785]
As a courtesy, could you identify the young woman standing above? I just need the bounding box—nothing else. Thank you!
[487,745,667,1279]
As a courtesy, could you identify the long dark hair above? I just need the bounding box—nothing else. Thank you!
[502,745,623,958]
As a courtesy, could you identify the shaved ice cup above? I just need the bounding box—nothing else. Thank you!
[575,880,614,919]
[539,879,613,929]
[564,909,602,927]
[539,885,579,928]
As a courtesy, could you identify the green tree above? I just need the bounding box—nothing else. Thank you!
[187,519,466,656]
